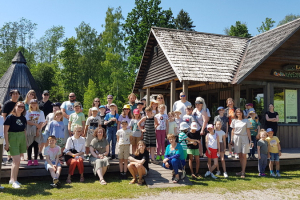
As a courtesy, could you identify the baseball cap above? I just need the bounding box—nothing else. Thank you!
[195,97,204,104]
[133,109,140,115]
[121,120,128,124]
[52,102,61,107]
[43,90,49,94]
[266,128,274,133]
[99,105,106,109]
[246,103,253,107]
[207,124,214,129]
[29,99,38,104]
[110,103,117,107]
[180,122,190,130]
[107,95,113,98]
[191,122,198,130]
[91,107,98,111]
[74,102,81,107]
[123,104,130,109]
[137,101,144,105]
[217,106,224,111]
[249,110,256,114]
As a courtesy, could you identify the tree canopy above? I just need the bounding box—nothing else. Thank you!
[174,9,195,31]
[257,17,275,33]
[225,21,251,38]
[278,14,300,26]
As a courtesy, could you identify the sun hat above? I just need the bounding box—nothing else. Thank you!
[74,102,81,107]
[180,122,190,130]
[207,124,214,129]
[43,90,49,94]
[137,101,144,105]
[133,109,140,115]
[195,97,204,104]
[123,104,130,109]
[191,122,198,130]
[52,102,61,107]
[91,107,98,111]
[249,110,256,114]
[29,99,38,104]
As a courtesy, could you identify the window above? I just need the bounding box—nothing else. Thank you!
[274,88,298,124]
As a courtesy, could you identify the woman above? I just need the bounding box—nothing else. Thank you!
[117,105,132,129]
[163,134,186,183]
[4,102,27,188]
[224,98,237,158]
[23,90,37,111]
[192,97,208,157]
[89,127,109,185]
[265,103,279,136]
[230,108,252,178]
[88,98,101,117]
[156,94,167,114]
[128,140,149,186]
[64,125,85,183]
[105,95,118,114]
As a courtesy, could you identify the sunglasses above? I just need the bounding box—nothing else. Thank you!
[196,102,203,104]
[69,96,75,98]
[17,106,25,108]
[44,94,49,96]
[107,98,113,100]
[180,95,186,97]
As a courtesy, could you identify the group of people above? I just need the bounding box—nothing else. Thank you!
[0,89,282,189]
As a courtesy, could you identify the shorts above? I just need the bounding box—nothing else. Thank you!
[131,136,141,145]
[233,135,250,154]
[42,131,51,143]
[270,153,280,162]
[118,144,130,159]
[8,131,27,156]
[45,161,62,171]
[56,138,65,148]
[187,148,200,156]
[219,142,225,152]
[206,147,218,159]
[85,133,95,147]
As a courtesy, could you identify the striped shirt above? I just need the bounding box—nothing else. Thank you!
[178,132,188,150]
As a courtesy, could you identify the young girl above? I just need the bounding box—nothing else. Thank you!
[44,136,62,187]
[48,111,65,158]
[26,99,45,166]
[155,104,168,161]
[138,106,158,162]
[129,109,142,154]
[168,112,177,139]
[88,98,101,117]
[204,124,220,179]
[23,90,37,111]
[214,121,228,178]
[150,100,158,116]
[174,110,183,136]
[118,105,132,130]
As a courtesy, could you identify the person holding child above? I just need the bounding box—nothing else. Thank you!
[257,129,268,177]
[44,136,62,188]
[155,104,169,161]
[89,127,110,185]
[266,128,281,177]
[116,120,133,179]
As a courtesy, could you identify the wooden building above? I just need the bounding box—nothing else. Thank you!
[133,18,300,148]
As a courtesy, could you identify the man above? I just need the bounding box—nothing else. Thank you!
[172,92,192,118]
[61,93,79,143]
[105,95,118,114]
[38,90,53,118]
[128,93,137,113]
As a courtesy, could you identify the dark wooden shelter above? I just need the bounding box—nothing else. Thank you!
[0,51,41,104]
[133,18,300,148]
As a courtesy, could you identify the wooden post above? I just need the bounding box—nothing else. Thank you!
[183,80,189,101]
[146,87,150,107]
[234,84,241,108]
[170,80,176,111]
[139,90,145,100]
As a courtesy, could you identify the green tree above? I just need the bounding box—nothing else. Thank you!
[174,9,195,31]
[30,62,57,91]
[83,79,98,115]
[257,18,275,33]
[225,21,251,38]
[278,14,300,26]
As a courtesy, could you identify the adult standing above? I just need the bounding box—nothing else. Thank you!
[172,92,191,118]
[4,102,27,188]
[105,95,118,114]
[2,89,20,164]
[88,98,101,117]
[128,93,137,114]
[265,103,279,136]
[23,90,37,111]
[156,94,167,114]
[61,93,77,143]
[224,98,237,158]
[192,97,208,157]
[230,108,252,178]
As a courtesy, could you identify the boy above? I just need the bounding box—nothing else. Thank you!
[187,122,201,178]
[182,106,194,130]
[266,128,281,177]
[68,102,85,136]
[116,120,133,179]
[257,130,268,177]
[248,111,261,160]
[84,107,101,160]
[44,136,62,187]
[99,105,107,132]
[213,106,228,136]
[104,103,119,159]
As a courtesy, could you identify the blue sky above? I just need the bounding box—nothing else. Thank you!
[0,0,300,41]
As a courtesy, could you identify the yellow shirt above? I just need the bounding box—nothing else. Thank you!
[266,136,280,153]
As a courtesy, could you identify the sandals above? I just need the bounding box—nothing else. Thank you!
[241,172,245,178]
[129,178,137,184]
[173,177,179,183]
[137,179,144,186]
[191,174,197,179]
[196,173,203,179]
[80,177,85,182]
[100,179,107,185]
[236,171,242,176]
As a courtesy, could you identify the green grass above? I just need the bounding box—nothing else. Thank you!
[1,170,300,199]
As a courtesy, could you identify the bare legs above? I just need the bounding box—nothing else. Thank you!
[217,152,227,172]
[96,166,108,181]
[128,162,146,182]
[10,155,21,182]
[119,159,128,173]
[207,157,218,173]
[188,154,199,174]
[239,153,247,173]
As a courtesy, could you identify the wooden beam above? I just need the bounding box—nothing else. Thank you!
[183,80,189,101]
[140,91,145,100]
[142,78,178,90]
[170,80,176,112]
[234,84,241,108]
[139,89,170,94]
[176,82,215,90]
[146,87,150,107]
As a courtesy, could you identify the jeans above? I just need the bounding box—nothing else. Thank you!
[248,136,257,157]
[258,154,268,173]
[163,158,185,175]
[106,126,117,156]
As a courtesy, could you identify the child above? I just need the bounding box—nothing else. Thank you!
[182,106,194,129]
[118,105,132,130]
[26,99,46,166]
[155,104,169,161]
[129,109,142,154]
[248,111,261,160]
[168,112,177,138]
[137,101,145,117]
[257,130,268,177]
[204,124,220,179]
[138,106,158,162]
[84,107,101,160]
[174,110,183,136]
[98,105,107,132]
[187,122,201,179]
[48,111,65,162]
[214,121,228,178]
[266,128,281,177]
[104,103,119,159]
[116,120,133,179]
[213,106,228,138]
[150,100,158,116]
[68,102,86,136]
[178,122,198,160]
[44,136,62,187]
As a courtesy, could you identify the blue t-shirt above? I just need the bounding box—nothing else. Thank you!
[49,120,65,138]
[61,101,75,126]
[104,112,119,127]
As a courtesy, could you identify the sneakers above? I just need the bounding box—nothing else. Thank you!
[111,155,116,159]
[50,183,57,188]
[270,172,276,177]
[211,173,218,179]
[33,160,39,166]
[261,173,266,177]
[39,153,44,160]
[276,172,281,177]
[181,169,186,179]
[215,171,221,176]
[84,155,90,161]
[156,155,161,161]
[161,155,164,160]
[224,172,228,178]
[228,153,232,158]
[27,160,33,166]
[0,186,4,189]
[53,178,59,185]
[204,171,211,177]
[9,180,21,185]
[12,182,21,189]
[6,158,13,165]
[235,154,239,159]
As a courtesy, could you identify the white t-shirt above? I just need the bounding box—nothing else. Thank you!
[64,136,85,158]
[173,100,192,118]
[116,129,133,145]
[45,113,55,132]
[44,145,61,162]
[26,110,46,124]
[86,116,101,135]
[230,119,251,136]
[0,116,4,137]
[215,130,226,142]
[155,113,168,130]
[168,121,177,135]
[194,109,207,131]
